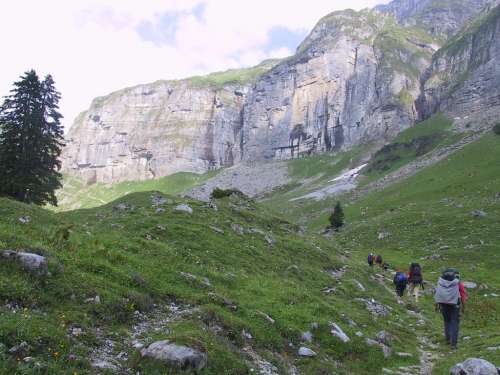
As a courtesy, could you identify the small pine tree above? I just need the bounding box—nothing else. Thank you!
[0,70,64,205]
[329,201,345,229]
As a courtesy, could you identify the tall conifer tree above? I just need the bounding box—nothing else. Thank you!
[0,70,64,205]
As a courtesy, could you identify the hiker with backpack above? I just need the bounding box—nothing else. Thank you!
[435,268,468,350]
[407,263,424,303]
[393,269,408,297]
[375,254,383,267]
[367,253,374,267]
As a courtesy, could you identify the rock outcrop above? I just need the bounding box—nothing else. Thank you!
[1,250,48,277]
[376,0,498,39]
[61,0,500,185]
[140,340,208,372]
[422,4,500,130]
[450,358,498,375]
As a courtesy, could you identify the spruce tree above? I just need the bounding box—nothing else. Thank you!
[0,70,64,205]
[329,201,345,229]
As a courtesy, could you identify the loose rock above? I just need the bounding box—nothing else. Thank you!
[141,340,207,372]
[471,210,487,218]
[18,216,31,224]
[330,322,350,343]
[1,250,48,276]
[298,347,317,357]
[463,281,477,289]
[174,204,193,214]
[450,358,497,375]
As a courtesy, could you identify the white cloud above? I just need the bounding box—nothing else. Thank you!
[0,0,389,130]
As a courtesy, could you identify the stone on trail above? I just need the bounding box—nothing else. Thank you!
[353,279,366,291]
[257,311,276,324]
[174,204,193,214]
[141,340,207,372]
[450,358,498,375]
[330,322,350,343]
[210,226,224,234]
[1,250,48,276]
[470,210,487,218]
[463,281,477,289]
[298,347,317,357]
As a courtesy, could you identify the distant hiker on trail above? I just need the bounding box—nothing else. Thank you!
[435,268,468,350]
[407,262,424,303]
[367,253,374,267]
[375,254,383,267]
[393,269,408,297]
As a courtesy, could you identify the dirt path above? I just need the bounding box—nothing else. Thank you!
[90,303,195,374]
[371,272,440,375]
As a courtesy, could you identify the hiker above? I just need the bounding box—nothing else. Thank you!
[393,269,408,297]
[407,262,424,302]
[367,253,374,267]
[434,268,468,350]
[375,254,383,267]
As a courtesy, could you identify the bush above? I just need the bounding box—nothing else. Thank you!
[493,123,500,135]
[210,188,246,200]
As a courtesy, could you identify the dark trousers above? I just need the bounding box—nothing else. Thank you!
[395,285,406,297]
[440,304,460,346]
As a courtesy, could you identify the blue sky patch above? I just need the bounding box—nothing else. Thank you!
[136,3,206,46]
[265,26,308,53]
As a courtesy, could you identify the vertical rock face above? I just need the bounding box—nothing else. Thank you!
[422,5,500,129]
[62,80,249,184]
[375,0,497,39]
[241,10,433,161]
[61,0,500,185]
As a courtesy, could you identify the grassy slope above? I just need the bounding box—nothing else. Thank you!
[306,132,500,373]
[1,191,425,374]
[261,146,373,223]
[55,171,219,211]
[186,59,282,89]
[263,114,467,229]
[259,126,500,373]
[360,113,464,185]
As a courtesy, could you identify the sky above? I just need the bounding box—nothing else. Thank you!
[0,0,389,130]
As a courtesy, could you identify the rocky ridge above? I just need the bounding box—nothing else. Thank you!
[62,0,500,185]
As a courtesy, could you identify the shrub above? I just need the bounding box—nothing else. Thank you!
[210,188,246,200]
[493,123,500,135]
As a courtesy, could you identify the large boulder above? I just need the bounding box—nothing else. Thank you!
[1,250,48,276]
[174,204,193,215]
[450,358,497,375]
[141,340,207,372]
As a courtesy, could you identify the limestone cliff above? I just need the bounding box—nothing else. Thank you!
[61,61,279,184]
[421,4,500,129]
[241,10,435,161]
[62,0,500,184]
[375,0,497,39]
